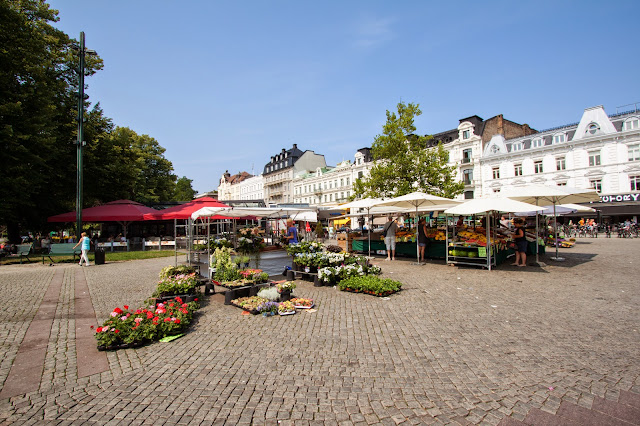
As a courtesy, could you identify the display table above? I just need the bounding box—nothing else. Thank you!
[353,239,543,264]
[352,239,446,259]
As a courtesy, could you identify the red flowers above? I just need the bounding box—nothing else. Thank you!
[114,307,123,314]
[96,327,103,333]
[123,305,129,310]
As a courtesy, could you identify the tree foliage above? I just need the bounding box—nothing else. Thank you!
[0,0,195,241]
[353,102,464,199]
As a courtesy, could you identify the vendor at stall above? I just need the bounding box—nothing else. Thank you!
[284,219,299,244]
[512,218,528,267]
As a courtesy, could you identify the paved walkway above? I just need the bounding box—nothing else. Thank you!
[0,238,638,424]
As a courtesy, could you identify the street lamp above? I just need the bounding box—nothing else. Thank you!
[74,32,96,237]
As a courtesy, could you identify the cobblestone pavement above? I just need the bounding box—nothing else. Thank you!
[0,238,638,425]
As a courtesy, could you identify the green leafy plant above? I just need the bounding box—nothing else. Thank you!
[159,265,196,279]
[338,275,402,296]
[154,273,199,297]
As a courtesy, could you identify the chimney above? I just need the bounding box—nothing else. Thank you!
[497,114,504,135]
[293,143,297,149]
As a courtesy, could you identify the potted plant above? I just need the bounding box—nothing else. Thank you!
[276,281,296,301]
[278,301,296,316]
[257,301,279,317]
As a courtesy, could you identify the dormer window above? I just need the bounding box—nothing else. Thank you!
[532,138,544,148]
[624,117,639,131]
[490,145,500,154]
[553,133,566,144]
[587,122,600,135]
[512,142,523,152]
[463,130,470,139]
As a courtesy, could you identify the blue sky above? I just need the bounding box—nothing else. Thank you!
[49,0,639,194]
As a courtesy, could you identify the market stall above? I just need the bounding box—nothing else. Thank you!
[443,198,545,270]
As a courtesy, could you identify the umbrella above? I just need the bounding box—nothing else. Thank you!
[444,198,545,270]
[376,192,460,264]
[47,199,161,239]
[144,197,229,220]
[501,185,600,261]
[340,198,385,258]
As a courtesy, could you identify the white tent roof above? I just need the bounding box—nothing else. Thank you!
[443,198,546,215]
[375,191,459,209]
[191,206,316,221]
[339,198,385,210]
[500,184,600,205]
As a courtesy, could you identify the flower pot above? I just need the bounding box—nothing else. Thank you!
[313,275,323,287]
[279,290,292,302]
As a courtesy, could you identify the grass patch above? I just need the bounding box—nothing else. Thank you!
[0,250,180,265]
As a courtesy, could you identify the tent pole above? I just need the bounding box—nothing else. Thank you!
[551,203,564,261]
[174,218,177,267]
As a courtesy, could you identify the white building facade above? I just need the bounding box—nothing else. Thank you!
[217,172,264,202]
[480,105,640,220]
[293,149,373,206]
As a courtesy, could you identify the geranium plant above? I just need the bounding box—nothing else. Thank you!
[95,297,199,349]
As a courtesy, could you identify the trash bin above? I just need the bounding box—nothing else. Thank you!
[94,248,105,265]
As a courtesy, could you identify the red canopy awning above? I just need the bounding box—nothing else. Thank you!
[47,200,160,223]
[143,197,231,220]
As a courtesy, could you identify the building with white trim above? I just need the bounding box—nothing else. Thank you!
[293,148,373,206]
[217,171,264,202]
[480,105,640,221]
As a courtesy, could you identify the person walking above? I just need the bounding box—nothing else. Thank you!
[74,232,91,266]
[383,216,398,261]
[417,217,428,264]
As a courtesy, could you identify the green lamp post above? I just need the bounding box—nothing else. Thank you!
[75,32,96,237]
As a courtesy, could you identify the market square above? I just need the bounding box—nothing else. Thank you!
[0,237,638,425]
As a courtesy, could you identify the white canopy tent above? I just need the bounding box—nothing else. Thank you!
[500,185,600,261]
[375,192,461,264]
[444,198,545,270]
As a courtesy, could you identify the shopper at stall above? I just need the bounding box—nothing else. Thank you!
[382,216,398,261]
[417,217,428,263]
[512,218,527,267]
[73,232,91,267]
[284,219,299,244]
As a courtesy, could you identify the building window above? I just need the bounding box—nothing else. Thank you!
[492,167,500,179]
[346,177,350,185]
[463,130,470,139]
[464,190,474,199]
[588,151,601,166]
[340,178,344,187]
[534,160,543,174]
[624,118,639,131]
[553,134,566,144]
[358,171,363,179]
[587,122,600,135]
[512,143,523,152]
[532,138,544,148]
[514,164,523,176]
[462,148,472,163]
[590,179,602,192]
[628,144,640,161]
[556,157,566,171]
[463,169,473,185]
[631,175,640,191]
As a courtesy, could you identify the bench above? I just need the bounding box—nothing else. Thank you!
[42,243,80,264]
[0,244,33,264]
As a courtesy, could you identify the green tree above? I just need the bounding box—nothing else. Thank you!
[353,102,464,199]
[174,176,197,201]
[100,127,178,204]
[0,0,103,241]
